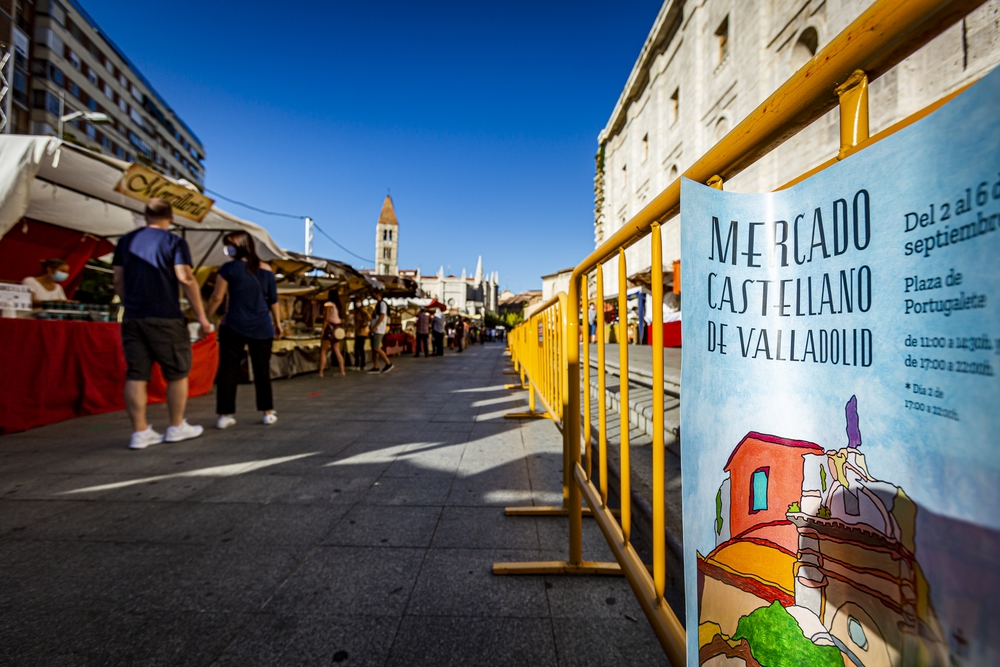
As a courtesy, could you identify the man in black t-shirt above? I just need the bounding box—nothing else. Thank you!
[112,198,212,450]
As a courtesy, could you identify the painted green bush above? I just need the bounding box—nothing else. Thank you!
[732,601,843,667]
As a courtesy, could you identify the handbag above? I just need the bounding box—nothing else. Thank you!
[333,327,346,340]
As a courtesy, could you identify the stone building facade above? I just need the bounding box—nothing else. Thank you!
[595,0,1000,297]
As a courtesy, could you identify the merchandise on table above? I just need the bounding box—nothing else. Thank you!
[34,302,113,322]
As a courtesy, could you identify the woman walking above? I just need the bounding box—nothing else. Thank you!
[318,290,346,378]
[205,232,282,428]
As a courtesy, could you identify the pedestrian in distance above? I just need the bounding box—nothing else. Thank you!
[431,308,445,356]
[414,308,430,357]
[317,290,346,378]
[352,297,370,371]
[205,231,282,429]
[455,317,465,353]
[367,292,394,373]
[112,198,212,450]
[588,302,597,344]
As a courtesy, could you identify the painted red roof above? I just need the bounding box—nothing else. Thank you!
[724,431,823,471]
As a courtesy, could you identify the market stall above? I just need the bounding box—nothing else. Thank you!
[0,136,284,434]
[366,274,421,355]
[266,252,382,377]
[0,319,217,435]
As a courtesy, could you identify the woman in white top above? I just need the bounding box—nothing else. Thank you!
[318,289,346,378]
[22,258,70,305]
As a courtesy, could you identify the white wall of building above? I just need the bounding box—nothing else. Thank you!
[596,0,1000,298]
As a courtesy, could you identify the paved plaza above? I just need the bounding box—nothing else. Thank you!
[0,343,668,666]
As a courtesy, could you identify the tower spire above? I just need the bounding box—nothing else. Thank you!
[375,195,399,276]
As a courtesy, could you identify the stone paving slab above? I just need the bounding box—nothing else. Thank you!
[0,343,668,666]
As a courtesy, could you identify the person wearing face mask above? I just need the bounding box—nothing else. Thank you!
[205,231,282,429]
[22,258,71,304]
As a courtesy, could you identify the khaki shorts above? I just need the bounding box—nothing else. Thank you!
[121,317,192,382]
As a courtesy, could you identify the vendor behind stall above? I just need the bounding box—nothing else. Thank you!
[22,258,70,304]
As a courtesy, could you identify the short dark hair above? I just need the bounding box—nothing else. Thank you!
[145,198,173,222]
[40,258,68,271]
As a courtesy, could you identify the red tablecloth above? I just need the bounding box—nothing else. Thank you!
[382,332,411,356]
[0,319,218,435]
[644,321,682,347]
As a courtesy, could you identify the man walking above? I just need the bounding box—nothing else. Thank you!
[113,198,211,449]
[367,292,394,373]
[352,297,370,371]
[414,308,430,357]
[431,309,445,356]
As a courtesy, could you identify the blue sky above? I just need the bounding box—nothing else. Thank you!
[81,0,662,292]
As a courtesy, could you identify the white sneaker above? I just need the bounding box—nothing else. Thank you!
[216,415,236,430]
[165,420,204,443]
[262,412,278,425]
[129,427,164,450]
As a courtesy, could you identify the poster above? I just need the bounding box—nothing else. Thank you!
[680,68,1000,666]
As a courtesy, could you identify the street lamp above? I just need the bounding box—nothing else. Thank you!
[57,91,112,138]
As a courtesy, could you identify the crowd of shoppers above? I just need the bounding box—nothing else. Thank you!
[113,198,501,451]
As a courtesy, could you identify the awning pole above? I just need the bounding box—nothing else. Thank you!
[194,231,225,271]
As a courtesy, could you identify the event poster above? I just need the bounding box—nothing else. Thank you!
[680,68,1000,666]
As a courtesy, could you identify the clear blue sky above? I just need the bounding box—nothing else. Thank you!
[81,0,662,292]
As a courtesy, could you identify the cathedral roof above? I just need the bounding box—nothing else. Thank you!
[377,195,398,226]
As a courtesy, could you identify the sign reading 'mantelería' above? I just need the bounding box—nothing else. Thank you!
[680,67,1000,665]
[114,164,214,222]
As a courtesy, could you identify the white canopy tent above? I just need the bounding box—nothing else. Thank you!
[0,136,286,267]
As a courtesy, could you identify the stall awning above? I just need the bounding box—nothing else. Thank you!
[275,251,382,295]
[0,136,286,267]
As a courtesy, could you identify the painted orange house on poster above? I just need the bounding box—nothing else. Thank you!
[697,400,951,667]
[725,432,824,554]
[699,433,823,637]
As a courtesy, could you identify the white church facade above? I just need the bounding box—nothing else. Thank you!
[407,260,500,317]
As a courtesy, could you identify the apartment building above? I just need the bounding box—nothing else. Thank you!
[0,0,34,135]
[594,0,1000,296]
[22,0,204,187]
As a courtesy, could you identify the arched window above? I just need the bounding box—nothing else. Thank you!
[668,164,679,183]
[847,617,868,651]
[713,116,729,143]
[791,27,819,71]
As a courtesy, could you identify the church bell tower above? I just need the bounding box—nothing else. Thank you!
[375,194,399,275]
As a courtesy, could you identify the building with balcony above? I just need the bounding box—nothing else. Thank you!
[1,0,35,135]
[21,0,204,187]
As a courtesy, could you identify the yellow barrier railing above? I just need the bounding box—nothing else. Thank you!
[495,0,987,664]
[503,293,565,425]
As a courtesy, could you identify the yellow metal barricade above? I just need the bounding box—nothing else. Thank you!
[495,1,987,663]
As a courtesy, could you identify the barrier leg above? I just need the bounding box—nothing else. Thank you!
[504,381,549,419]
[495,276,620,575]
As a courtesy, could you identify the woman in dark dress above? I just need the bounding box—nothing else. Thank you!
[205,232,282,428]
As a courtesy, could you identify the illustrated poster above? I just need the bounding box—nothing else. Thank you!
[680,68,1000,666]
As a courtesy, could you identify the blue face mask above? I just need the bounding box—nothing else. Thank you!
[52,270,69,282]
